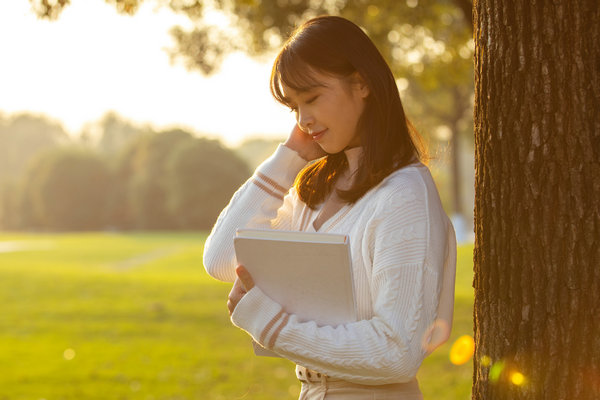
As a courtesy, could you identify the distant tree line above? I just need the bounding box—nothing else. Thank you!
[0,112,461,232]
[0,113,251,231]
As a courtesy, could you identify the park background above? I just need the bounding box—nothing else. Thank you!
[0,0,477,399]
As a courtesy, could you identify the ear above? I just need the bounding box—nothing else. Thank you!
[351,71,370,99]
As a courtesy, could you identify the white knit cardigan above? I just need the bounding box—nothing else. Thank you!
[203,144,457,385]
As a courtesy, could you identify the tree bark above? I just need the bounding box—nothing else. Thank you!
[473,1,600,399]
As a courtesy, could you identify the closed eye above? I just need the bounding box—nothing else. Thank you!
[306,95,318,104]
[286,93,318,112]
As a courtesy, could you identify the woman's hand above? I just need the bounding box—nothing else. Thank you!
[283,124,326,161]
[227,265,255,316]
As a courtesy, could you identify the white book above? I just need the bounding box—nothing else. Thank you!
[234,228,356,357]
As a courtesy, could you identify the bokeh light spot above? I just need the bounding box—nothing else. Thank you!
[489,360,505,383]
[130,380,141,391]
[63,348,76,360]
[510,371,526,386]
[367,5,380,17]
[480,355,492,367]
[449,335,474,365]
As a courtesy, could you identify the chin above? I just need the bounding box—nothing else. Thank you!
[319,144,345,155]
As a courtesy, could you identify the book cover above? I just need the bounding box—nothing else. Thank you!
[233,229,356,356]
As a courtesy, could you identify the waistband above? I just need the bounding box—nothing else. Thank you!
[295,365,421,394]
[296,365,340,383]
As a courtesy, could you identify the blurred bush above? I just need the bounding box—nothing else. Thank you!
[126,129,194,230]
[0,113,251,231]
[20,149,112,230]
[167,138,250,229]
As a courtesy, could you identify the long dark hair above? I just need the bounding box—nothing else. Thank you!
[270,16,427,208]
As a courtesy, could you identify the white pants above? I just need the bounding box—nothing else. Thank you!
[296,365,424,400]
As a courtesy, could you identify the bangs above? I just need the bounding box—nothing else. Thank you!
[270,50,327,107]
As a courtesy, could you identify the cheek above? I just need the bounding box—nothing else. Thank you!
[346,101,364,128]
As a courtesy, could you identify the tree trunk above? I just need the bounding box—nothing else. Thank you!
[473,1,600,399]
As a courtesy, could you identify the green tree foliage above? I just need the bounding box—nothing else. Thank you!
[20,149,112,230]
[77,113,150,229]
[125,129,193,230]
[167,138,250,229]
[104,134,146,230]
[95,112,146,156]
[0,114,70,229]
[0,113,68,185]
[0,110,251,231]
[0,180,20,230]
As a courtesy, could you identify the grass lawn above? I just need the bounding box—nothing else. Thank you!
[0,232,473,399]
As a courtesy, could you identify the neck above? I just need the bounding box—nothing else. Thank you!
[344,146,363,174]
[338,146,363,190]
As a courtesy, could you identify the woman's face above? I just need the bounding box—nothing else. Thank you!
[282,70,369,154]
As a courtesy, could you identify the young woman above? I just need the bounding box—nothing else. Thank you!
[203,16,456,400]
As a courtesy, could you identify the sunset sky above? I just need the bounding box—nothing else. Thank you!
[0,1,292,145]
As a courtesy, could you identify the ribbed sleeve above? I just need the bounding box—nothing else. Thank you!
[202,145,307,282]
[230,171,448,385]
[205,152,456,385]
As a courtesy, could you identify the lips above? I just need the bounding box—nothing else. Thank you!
[310,129,327,141]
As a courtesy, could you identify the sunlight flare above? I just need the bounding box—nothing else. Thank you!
[489,360,505,383]
[449,335,474,365]
[510,371,526,386]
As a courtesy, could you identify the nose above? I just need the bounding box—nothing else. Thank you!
[296,107,314,133]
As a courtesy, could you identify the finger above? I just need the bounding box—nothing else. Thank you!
[230,277,246,295]
[235,265,255,291]
[228,279,245,302]
[228,288,243,305]
[227,278,246,315]
[228,288,244,315]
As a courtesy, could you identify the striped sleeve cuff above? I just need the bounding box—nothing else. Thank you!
[230,286,291,349]
[251,172,287,200]
[255,144,308,190]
